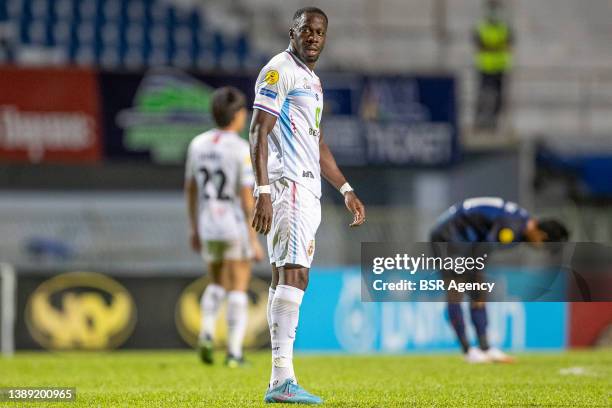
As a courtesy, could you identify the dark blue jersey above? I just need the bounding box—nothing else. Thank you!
[430,197,530,243]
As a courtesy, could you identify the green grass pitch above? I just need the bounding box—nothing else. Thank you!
[1,350,610,407]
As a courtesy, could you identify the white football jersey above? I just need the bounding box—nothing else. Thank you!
[252,49,324,198]
[185,129,255,241]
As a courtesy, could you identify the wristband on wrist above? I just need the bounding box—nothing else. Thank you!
[258,185,271,194]
[339,182,353,195]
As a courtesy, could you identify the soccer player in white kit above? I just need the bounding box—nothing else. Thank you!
[185,86,264,367]
[249,7,366,404]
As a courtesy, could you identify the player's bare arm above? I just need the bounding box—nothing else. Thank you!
[319,129,366,227]
[249,108,277,235]
[184,176,201,252]
[240,185,264,261]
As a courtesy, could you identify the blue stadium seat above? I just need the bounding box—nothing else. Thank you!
[104,0,120,21]
[45,0,57,24]
[20,17,32,44]
[70,0,80,24]
[236,32,248,68]
[165,35,176,65]
[143,0,153,26]
[93,18,104,64]
[190,33,201,66]
[21,0,33,22]
[54,0,71,20]
[44,18,55,46]
[31,0,45,20]
[68,24,79,62]
[188,9,201,31]
[165,5,175,30]
[95,0,104,17]
[212,31,224,68]
[0,0,8,22]
[118,36,128,66]
[142,29,152,64]
[54,20,70,46]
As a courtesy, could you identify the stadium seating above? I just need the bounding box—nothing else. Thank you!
[5,0,253,69]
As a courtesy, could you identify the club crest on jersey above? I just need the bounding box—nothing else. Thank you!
[265,70,279,85]
[302,78,311,90]
[307,240,315,257]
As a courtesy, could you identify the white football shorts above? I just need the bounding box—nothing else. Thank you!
[201,236,253,263]
[267,178,321,268]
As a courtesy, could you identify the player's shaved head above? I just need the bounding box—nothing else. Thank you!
[289,7,327,68]
[292,7,328,28]
[212,86,246,128]
[538,219,569,242]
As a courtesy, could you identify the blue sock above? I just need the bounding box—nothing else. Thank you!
[447,303,469,353]
[470,305,489,351]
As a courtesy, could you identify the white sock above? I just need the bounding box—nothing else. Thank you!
[269,285,304,389]
[267,287,275,333]
[226,291,248,358]
[199,283,226,341]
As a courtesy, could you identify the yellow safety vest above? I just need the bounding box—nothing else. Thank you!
[476,21,512,74]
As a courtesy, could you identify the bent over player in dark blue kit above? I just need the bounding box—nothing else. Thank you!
[430,197,569,363]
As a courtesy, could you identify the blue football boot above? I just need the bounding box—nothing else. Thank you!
[264,379,322,404]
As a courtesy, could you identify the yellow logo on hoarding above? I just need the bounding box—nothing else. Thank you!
[175,276,269,349]
[25,272,136,350]
[264,70,279,85]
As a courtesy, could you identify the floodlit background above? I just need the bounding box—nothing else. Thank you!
[0,0,611,355]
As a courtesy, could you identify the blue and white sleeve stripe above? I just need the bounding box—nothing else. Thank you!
[253,103,279,117]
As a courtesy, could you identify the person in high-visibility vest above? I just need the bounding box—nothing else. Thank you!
[474,0,513,130]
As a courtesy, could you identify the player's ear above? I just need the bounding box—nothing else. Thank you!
[289,27,294,39]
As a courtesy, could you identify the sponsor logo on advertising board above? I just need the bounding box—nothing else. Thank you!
[0,68,101,163]
[25,272,136,350]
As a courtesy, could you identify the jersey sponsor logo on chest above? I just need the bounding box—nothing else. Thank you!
[302,78,323,100]
[302,170,315,179]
